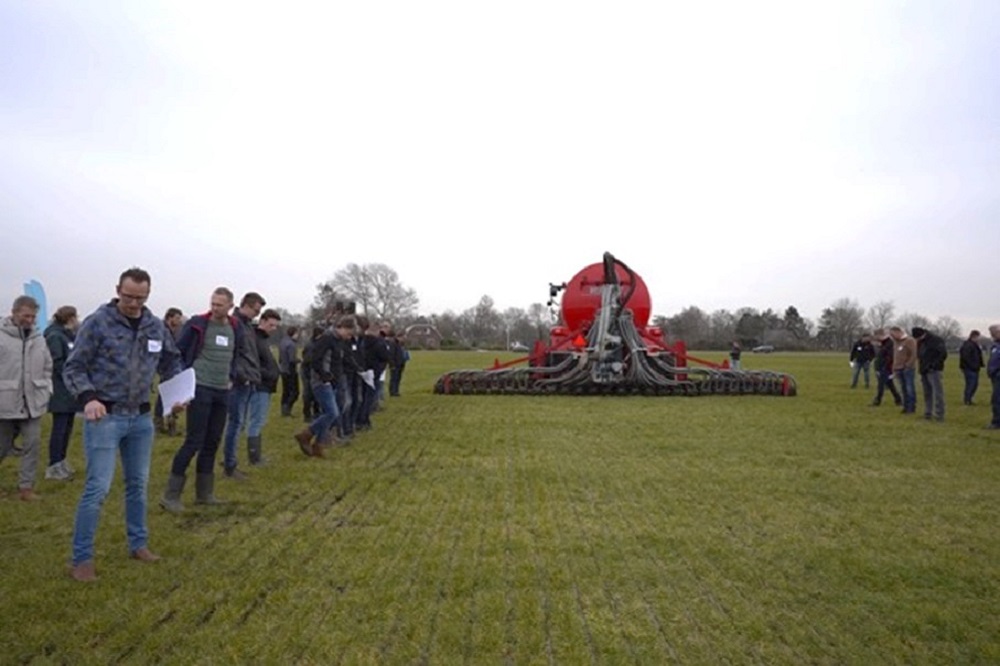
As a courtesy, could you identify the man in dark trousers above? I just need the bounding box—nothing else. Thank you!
[986,324,1000,430]
[161,287,237,513]
[870,328,902,407]
[278,325,300,417]
[959,330,984,406]
[912,327,947,421]
[849,333,876,389]
[299,326,323,422]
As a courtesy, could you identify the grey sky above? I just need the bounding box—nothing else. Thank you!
[2,1,998,333]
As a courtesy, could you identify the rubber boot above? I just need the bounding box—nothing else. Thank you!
[159,473,186,513]
[195,473,224,505]
[248,435,265,465]
[294,429,314,457]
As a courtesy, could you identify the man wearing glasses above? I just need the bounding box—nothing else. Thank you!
[64,268,183,582]
[220,292,265,480]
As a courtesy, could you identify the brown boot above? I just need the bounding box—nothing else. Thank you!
[130,547,162,562]
[69,560,98,582]
[19,488,42,502]
[294,429,314,457]
[311,441,325,458]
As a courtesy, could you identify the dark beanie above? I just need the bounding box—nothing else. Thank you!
[911,327,926,338]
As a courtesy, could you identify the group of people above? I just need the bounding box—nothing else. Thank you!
[0,268,409,583]
[848,325,1000,427]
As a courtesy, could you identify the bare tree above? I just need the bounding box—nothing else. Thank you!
[896,312,933,333]
[934,315,962,341]
[817,297,865,350]
[327,263,419,322]
[866,300,895,331]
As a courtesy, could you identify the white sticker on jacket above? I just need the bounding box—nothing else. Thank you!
[68,342,74,349]
[216,335,230,347]
[148,340,163,353]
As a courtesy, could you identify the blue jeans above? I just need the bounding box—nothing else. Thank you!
[896,368,917,412]
[72,413,154,564]
[851,361,871,388]
[337,375,354,436]
[963,370,980,404]
[171,385,229,476]
[309,382,340,440]
[246,391,273,437]
[921,370,945,419]
[223,384,254,471]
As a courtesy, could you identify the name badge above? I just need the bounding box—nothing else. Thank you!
[68,342,74,350]
[148,340,163,353]
[216,335,230,347]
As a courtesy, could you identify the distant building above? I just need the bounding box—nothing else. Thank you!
[405,323,443,349]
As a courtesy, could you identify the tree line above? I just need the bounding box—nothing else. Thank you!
[285,264,966,352]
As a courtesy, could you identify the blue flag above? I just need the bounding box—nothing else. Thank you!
[23,280,48,329]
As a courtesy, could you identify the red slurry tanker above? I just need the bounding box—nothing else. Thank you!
[434,252,797,396]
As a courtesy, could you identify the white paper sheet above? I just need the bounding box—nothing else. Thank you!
[158,368,196,410]
[361,369,375,389]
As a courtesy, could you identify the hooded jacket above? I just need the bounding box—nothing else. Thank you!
[0,317,53,419]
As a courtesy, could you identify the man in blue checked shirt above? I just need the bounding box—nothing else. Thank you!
[64,268,184,583]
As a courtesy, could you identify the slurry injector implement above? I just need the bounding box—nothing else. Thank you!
[434,253,797,396]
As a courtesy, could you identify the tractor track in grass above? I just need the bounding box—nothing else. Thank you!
[520,441,557,665]
[107,435,427,663]
[578,476,680,663]
[555,452,642,665]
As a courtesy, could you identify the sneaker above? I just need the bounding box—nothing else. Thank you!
[60,459,75,476]
[45,463,70,480]
[222,468,250,481]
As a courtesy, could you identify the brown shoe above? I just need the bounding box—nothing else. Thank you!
[130,547,162,562]
[310,441,325,458]
[19,488,42,502]
[69,560,98,582]
[294,429,314,457]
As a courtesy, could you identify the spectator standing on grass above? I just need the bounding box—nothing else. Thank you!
[294,321,344,457]
[870,328,902,408]
[155,307,185,436]
[0,296,52,501]
[44,305,79,481]
[278,325,300,417]
[246,309,281,465]
[221,292,265,481]
[986,324,1000,430]
[729,340,742,370]
[359,319,391,430]
[389,334,409,397]
[335,316,358,441]
[160,287,238,514]
[300,326,323,423]
[65,268,183,582]
[912,327,947,421]
[889,326,918,414]
[849,333,876,389]
[959,330,985,406]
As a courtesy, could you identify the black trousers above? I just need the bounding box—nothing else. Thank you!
[171,384,230,475]
[280,371,300,412]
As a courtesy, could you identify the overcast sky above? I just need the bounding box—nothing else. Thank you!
[2,1,998,333]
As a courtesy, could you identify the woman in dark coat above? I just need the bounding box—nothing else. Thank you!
[44,305,79,480]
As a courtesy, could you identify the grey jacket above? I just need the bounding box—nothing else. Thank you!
[278,334,298,374]
[0,316,53,419]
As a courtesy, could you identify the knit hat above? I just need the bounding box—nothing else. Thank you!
[911,327,926,338]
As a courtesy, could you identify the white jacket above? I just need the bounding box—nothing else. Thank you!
[0,316,53,419]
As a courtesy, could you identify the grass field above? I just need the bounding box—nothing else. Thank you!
[2,351,999,664]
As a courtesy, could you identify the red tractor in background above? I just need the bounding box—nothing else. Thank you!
[435,252,796,396]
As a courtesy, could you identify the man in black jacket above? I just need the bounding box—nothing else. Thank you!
[959,330,984,405]
[246,310,281,465]
[294,323,343,456]
[870,328,902,407]
[913,327,947,421]
[849,334,877,389]
[358,320,390,430]
[278,326,300,417]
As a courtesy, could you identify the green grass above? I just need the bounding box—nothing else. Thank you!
[2,351,999,664]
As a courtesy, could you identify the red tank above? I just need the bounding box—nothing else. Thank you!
[561,261,653,331]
